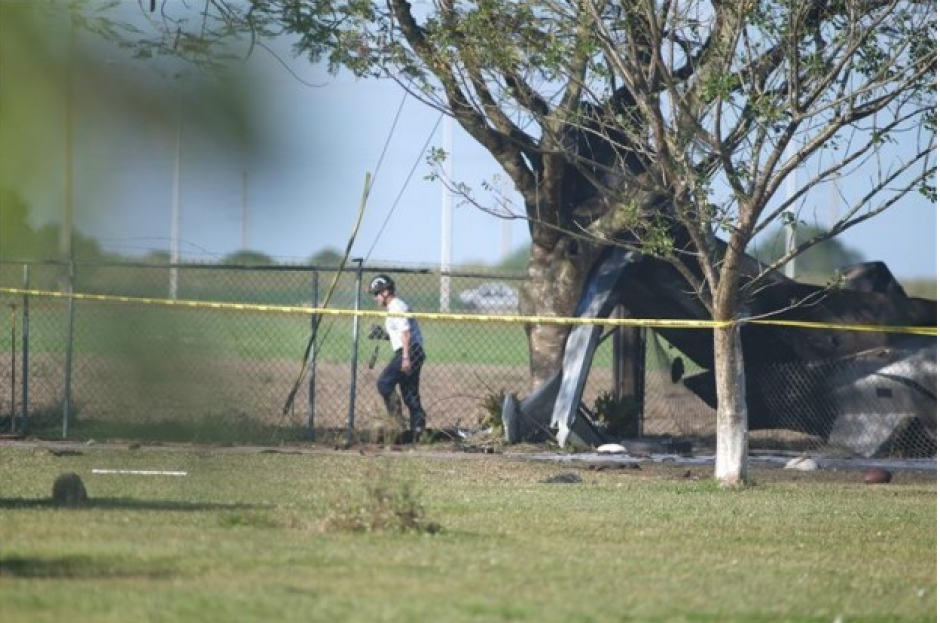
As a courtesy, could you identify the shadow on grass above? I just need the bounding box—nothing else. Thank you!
[0,497,259,512]
[6,409,318,446]
[0,554,179,579]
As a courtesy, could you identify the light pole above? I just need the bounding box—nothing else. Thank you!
[241,169,249,250]
[169,82,182,299]
[439,115,453,312]
[61,9,76,263]
[784,141,797,279]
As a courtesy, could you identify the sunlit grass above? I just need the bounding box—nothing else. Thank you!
[0,445,935,623]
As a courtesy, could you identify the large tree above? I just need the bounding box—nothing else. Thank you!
[111,0,934,484]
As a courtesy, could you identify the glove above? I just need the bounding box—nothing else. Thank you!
[367,324,389,341]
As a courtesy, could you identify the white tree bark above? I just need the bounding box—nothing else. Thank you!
[713,322,749,486]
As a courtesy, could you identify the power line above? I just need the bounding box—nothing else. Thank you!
[365,112,444,262]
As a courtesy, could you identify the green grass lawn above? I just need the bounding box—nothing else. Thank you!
[0,443,935,623]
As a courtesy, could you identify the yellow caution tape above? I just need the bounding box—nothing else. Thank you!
[744,318,937,336]
[1,287,935,336]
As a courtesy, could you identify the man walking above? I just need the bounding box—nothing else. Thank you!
[369,274,427,440]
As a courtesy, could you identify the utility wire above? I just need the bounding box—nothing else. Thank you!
[365,112,444,262]
[281,91,410,416]
[282,172,371,415]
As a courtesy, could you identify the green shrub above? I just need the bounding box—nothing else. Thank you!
[323,461,440,534]
[593,391,639,438]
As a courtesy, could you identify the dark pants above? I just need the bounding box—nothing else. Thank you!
[377,344,427,433]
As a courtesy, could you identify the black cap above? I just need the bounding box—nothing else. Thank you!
[369,274,394,295]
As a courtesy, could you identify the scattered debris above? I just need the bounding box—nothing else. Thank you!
[587,463,640,472]
[48,449,84,457]
[542,473,583,484]
[863,467,893,484]
[784,456,820,471]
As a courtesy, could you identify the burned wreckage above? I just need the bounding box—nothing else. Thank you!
[502,246,937,458]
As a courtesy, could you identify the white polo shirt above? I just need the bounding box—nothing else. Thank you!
[385,297,423,352]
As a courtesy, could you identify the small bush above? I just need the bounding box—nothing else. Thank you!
[593,391,639,439]
[323,462,440,534]
[479,389,514,434]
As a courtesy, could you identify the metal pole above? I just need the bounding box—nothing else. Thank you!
[9,303,15,435]
[784,141,797,278]
[346,259,364,445]
[241,170,249,250]
[439,116,453,312]
[307,270,319,441]
[169,82,182,300]
[61,9,75,263]
[20,265,29,433]
[62,260,76,438]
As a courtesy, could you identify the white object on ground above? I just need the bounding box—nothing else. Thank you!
[784,457,819,471]
[92,469,188,476]
[597,444,628,455]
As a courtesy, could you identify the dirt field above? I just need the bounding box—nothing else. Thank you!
[3,352,934,458]
[2,352,710,432]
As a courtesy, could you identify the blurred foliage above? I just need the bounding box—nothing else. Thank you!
[0,3,70,197]
[0,1,265,261]
[308,247,343,266]
[751,225,865,279]
[221,250,275,265]
[496,245,529,271]
[0,189,105,261]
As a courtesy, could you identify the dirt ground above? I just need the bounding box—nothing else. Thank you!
[2,353,710,434]
[1,438,935,487]
[3,353,935,458]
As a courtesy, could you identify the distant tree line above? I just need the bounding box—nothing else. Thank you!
[0,186,904,283]
[0,189,106,262]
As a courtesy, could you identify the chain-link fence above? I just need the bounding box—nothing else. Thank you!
[1,260,935,458]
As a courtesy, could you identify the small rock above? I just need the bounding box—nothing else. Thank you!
[863,467,892,484]
[52,472,88,506]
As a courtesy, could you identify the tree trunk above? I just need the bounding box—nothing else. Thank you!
[519,232,600,390]
[713,321,749,486]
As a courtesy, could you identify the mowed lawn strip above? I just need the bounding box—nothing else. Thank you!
[0,445,935,623]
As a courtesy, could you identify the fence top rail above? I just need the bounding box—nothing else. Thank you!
[0,259,525,280]
[2,286,935,336]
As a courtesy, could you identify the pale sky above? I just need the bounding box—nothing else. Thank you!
[20,15,939,279]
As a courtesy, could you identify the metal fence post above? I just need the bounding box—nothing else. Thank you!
[307,269,319,441]
[346,259,364,445]
[62,260,76,438]
[20,264,29,433]
[8,301,15,435]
